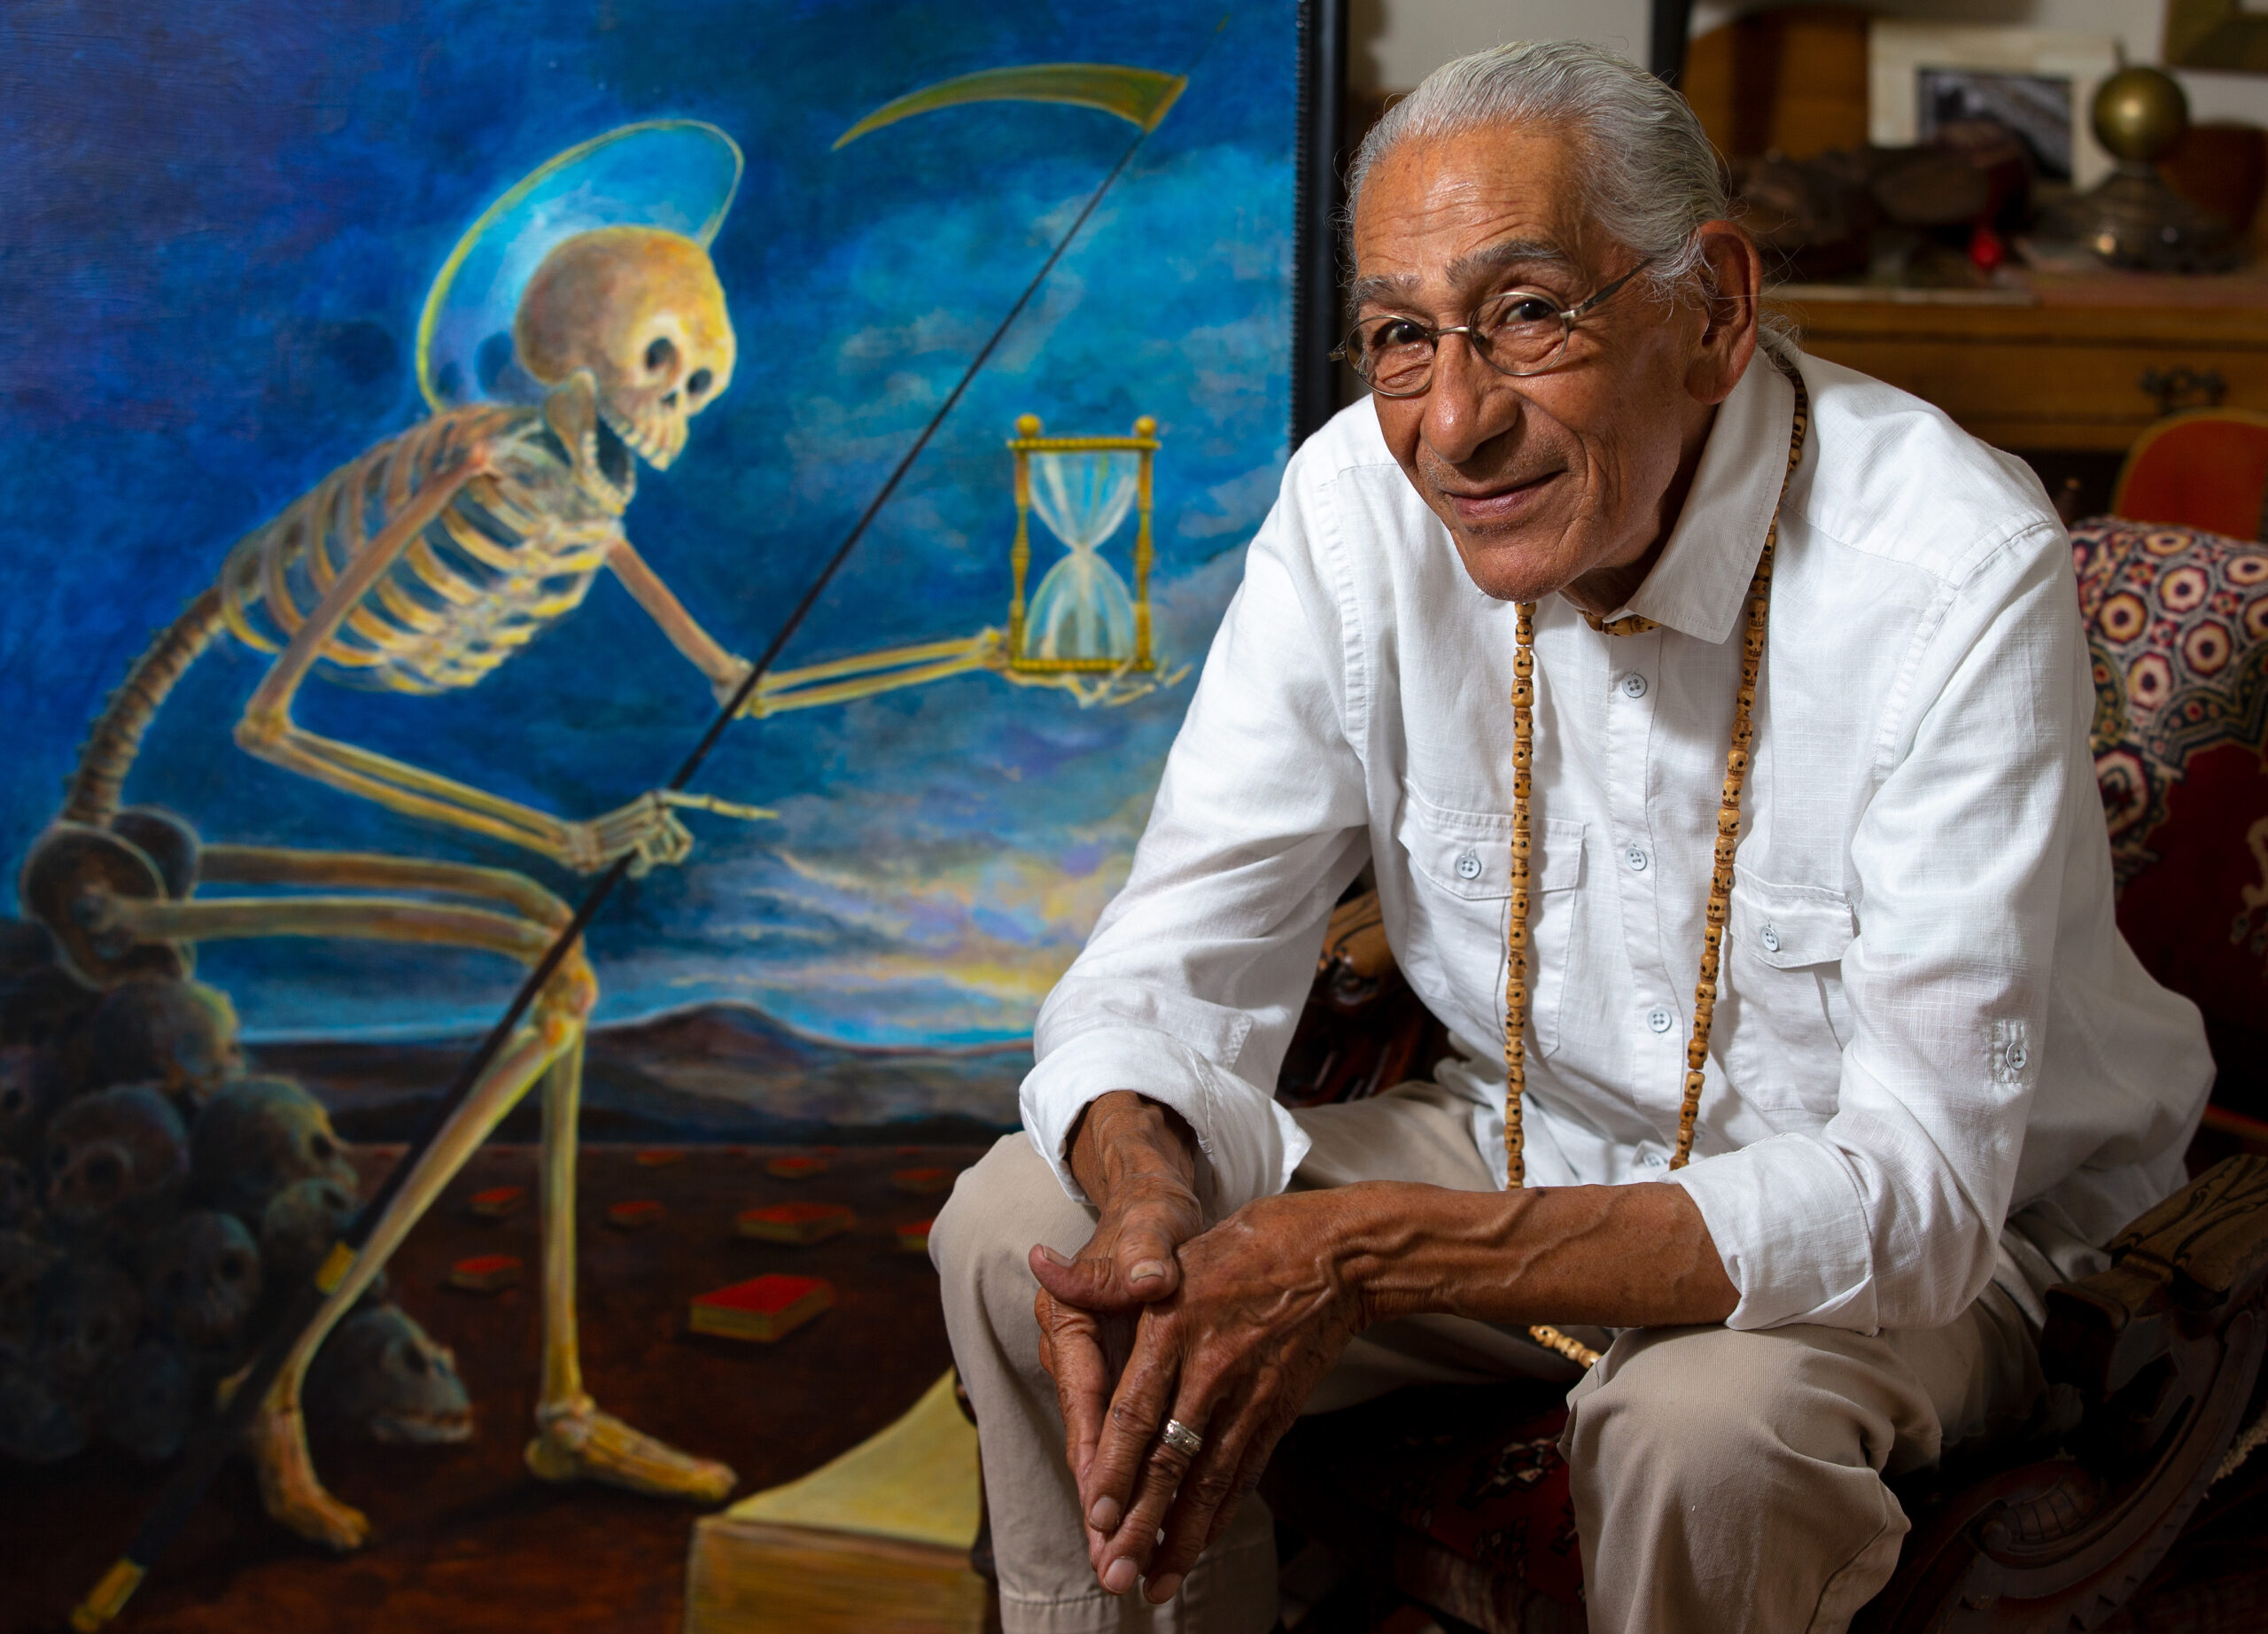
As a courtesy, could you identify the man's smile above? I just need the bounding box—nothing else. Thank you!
[1434,467,1564,528]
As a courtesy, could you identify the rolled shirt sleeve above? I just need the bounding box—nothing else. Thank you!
[1674,520,2085,1332]
[1021,471,1372,1214]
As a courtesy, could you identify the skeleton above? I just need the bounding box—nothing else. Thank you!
[142,1209,263,1361]
[307,1303,473,1446]
[0,1354,85,1463]
[0,1230,58,1361]
[89,978,243,1109]
[189,1077,356,1224]
[44,1085,189,1241]
[35,1254,142,1412]
[260,1173,361,1292]
[0,1157,38,1232]
[20,222,754,1546]
[0,1045,62,1163]
[107,1334,195,1461]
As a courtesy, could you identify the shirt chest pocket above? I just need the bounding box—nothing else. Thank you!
[1398,796,1585,1059]
[1720,875,1857,1112]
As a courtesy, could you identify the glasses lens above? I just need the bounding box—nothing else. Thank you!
[1474,291,1569,376]
[1352,316,1436,395]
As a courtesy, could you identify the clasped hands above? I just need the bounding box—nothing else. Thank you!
[1029,1091,1366,1607]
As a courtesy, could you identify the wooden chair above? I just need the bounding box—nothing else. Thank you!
[2111,410,2268,541]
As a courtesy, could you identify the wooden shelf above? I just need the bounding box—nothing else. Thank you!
[1779,267,2268,452]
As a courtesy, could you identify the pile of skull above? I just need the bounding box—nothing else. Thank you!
[0,887,470,1468]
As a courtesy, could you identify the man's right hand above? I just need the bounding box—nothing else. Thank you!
[1028,1093,1202,1529]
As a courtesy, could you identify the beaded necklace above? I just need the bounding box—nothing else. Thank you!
[1507,369,1810,1369]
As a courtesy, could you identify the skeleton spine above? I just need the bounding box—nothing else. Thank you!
[63,586,227,828]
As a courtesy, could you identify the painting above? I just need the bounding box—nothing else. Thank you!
[0,1,1299,1624]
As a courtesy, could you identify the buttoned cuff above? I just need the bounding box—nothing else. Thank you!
[1668,1132,1879,1332]
[1019,1024,1311,1218]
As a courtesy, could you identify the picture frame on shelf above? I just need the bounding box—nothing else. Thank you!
[1868,22,2123,188]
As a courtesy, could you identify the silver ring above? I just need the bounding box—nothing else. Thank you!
[1159,1418,1204,1458]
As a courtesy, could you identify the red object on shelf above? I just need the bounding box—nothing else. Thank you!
[634,1148,687,1168]
[896,1218,935,1253]
[764,1155,829,1180]
[891,1166,955,1196]
[469,1185,527,1219]
[1967,221,2005,272]
[688,1273,835,1342]
[736,1202,856,1244]
[606,1199,665,1231]
[447,1253,523,1292]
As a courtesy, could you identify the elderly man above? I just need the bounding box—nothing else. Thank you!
[932,39,2210,1634]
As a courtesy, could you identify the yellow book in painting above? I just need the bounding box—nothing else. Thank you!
[682,1371,988,1633]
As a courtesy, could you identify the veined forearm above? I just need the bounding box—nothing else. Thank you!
[1325,1179,1738,1331]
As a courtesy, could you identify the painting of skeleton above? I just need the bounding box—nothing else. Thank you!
[0,0,1294,1622]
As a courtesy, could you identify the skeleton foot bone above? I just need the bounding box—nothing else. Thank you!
[246,1397,372,1551]
[524,1396,736,1503]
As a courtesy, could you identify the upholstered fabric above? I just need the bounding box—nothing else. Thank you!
[2070,518,2268,1059]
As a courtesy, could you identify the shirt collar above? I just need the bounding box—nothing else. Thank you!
[1589,358,1797,645]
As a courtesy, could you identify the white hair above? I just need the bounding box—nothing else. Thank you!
[1345,40,1794,359]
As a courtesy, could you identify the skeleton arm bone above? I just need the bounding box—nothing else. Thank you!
[606,537,753,705]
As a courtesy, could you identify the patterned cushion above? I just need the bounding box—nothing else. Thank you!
[2071,518,2268,1064]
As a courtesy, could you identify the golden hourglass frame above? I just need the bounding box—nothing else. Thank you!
[1006,414,1161,674]
[742,413,1172,719]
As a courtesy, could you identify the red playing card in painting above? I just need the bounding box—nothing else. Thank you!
[735,1202,855,1244]
[689,1274,835,1342]
[447,1253,524,1292]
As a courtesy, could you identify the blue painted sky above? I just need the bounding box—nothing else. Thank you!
[0,1,1294,1046]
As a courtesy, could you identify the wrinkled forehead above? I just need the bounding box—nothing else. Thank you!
[1348,123,1600,310]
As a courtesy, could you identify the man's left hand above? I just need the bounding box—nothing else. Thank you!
[1032,1187,1368,1603]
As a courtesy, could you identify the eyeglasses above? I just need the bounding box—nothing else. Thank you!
[1334,257,1657,398]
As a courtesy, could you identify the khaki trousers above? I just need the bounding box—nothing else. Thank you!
[931,1084,2044,1634]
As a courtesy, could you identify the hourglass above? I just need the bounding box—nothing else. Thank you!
[1007,415,1159,673]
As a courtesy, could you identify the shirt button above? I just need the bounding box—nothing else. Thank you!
[2007,1041,2030,1071]
[1620,673,1648,699]
[1760,922,1781,953]
[1455,849,1482,881]
[1646,1006,1674,1034]
[1625,844,1649,872]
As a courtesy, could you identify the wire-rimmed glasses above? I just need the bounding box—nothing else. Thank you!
[1334,257,1657,398]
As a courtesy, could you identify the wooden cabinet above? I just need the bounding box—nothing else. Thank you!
[1780,270,2268,452]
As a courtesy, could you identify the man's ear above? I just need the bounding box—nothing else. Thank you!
[1685,221,1761,408]
[542,369,601,455]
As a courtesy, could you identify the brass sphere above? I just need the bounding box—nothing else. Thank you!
[2092,66,2189,166]
[1132,415,1157,438]
[1014,413,1042,438]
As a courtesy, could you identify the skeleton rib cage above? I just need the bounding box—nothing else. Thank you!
[64,404,628,829]
[221,406,624,695]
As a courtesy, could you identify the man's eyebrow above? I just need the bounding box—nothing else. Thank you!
[1349,237,1576,313]
[1443,237,1574,289]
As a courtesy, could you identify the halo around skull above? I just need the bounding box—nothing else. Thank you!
[514,227,735,471]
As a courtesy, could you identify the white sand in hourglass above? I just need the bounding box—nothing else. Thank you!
[1024,450,1140,662]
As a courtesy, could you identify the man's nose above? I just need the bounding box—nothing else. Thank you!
[1420,333,1518,465]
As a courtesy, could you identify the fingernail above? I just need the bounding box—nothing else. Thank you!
[1088,1496,1121,1531]
[1146,1573,1184,1603]
[1102,1557,1137,1595]
[1035,1244,1069,1267]
[1129,1258,1168,1284]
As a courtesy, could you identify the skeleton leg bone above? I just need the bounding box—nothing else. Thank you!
[523,1042,735,1502]
[103,867,734,1545]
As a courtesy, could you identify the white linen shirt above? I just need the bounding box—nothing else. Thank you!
[1021,353,2213,1334]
